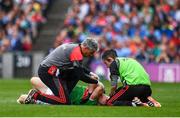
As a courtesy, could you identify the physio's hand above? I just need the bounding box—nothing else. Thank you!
[90,72,99,80]
[109,86,117,97]
[109,91,115,97]
[97,81,105,89]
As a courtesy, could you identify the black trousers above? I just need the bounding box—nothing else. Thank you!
[107,85,152,106]
[33,65,72,105]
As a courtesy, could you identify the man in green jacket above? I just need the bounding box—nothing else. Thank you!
[102,49,161,107]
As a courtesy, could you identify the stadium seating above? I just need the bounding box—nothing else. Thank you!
[1,0,179,63]
[55,0,179,63]
[0,0,51,52]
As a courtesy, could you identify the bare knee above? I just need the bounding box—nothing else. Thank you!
[30,77,47,92]
[30,77,40,87]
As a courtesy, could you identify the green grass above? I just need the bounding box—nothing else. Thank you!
[0,79,180,117]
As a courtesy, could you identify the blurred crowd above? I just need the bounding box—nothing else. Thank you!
[54,0,180,63]
[0,0,51,54]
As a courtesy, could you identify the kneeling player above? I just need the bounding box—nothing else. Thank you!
[17,77,109,105]
[102,49,161,107]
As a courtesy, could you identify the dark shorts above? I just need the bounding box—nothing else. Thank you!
[38,65,71,104]
[107,85,152,105]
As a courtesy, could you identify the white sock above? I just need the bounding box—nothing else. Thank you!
[35,100,50,105]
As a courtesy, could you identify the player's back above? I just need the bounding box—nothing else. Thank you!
[117,57,151,85]
[40,43,78,69]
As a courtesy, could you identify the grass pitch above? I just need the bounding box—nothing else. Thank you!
[0,79,180,117]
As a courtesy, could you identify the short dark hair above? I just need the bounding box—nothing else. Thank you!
[102,49,118,60]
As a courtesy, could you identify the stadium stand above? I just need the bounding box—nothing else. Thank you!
[1,0,179,64]
[33,0,71,51]
[54,0,179,63]
[0,0,51,53]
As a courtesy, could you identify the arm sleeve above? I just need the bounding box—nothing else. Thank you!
[80,74,98,84]
[83,67,91,74]
[73,61,98,84]
[110,75,119,87]
[72,59,90,74]
[109,61,120,87]
[110,61,119,75]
